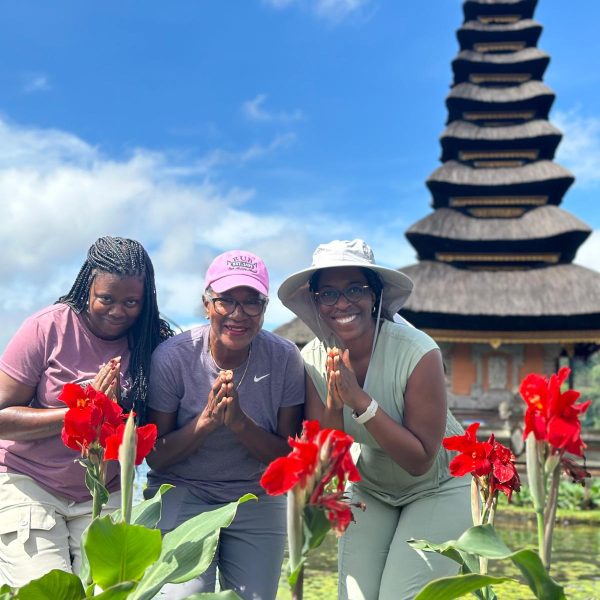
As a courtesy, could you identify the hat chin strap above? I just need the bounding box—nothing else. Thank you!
[363,290,383,390]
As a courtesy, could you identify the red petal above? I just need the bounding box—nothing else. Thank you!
[135,424,158,465]
[103,425,125,461]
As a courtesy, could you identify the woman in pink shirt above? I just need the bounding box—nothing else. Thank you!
[0,236,173,587]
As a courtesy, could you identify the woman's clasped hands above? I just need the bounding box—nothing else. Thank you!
[204,370,247,433]
[325,347,370,415]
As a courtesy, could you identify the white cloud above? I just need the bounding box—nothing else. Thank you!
[314,0,371,21]
[22,73,51,94]
[0,114,418,344]
[242,94,304,124]
[553,108,600,187]
[262,0,372,22]
[574,230,600,272]
[0,116,309,347]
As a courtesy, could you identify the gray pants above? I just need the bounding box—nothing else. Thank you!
[339,481,472,600]
[151,487,286,600]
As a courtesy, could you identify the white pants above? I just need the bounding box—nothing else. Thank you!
[0,472,120,587]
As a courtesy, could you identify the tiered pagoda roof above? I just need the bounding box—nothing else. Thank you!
[400,0,600,351]
[275,0,600,354]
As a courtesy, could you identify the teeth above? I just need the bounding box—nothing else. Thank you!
[335,315,357,324]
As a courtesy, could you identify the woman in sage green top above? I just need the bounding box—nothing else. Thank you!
[278,239,471,600]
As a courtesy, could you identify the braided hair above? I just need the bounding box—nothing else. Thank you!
[57,236,174,423]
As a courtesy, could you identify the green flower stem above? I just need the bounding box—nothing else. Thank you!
[119,414,137,524]
[287,488,304,600]
[543,459,561,571]
[91,462,105,521]
[470,478,481,526]
[526,433,547,567]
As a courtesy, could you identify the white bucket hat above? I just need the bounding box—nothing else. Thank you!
[278,239,413,342]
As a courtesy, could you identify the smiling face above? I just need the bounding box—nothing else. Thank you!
[84,271,145,340]
[204,285,265,364]
[315,267,377,346]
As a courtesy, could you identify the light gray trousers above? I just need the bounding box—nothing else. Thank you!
[339,481,472,600]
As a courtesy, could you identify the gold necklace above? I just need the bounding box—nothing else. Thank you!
[209,343,253,391]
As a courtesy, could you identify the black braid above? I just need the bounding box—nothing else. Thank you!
[57,236,174,424]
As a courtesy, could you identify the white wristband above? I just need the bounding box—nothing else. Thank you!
[352,398,378,424]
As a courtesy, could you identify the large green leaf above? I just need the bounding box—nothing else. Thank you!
[409,525,565,600]
[111,484,174,528]
[85,516,162,589]
[128,494,255,600]
[413,573,513,600]
[411,524,513,560]
[510,549,565,600]
[14,569,84,600]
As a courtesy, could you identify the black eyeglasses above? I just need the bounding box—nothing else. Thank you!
[208,296,267,317]
[314,285,372,306]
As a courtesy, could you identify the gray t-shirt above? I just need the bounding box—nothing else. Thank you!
[147,324,305,503]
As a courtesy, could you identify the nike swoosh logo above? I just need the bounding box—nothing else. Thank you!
[253,374,270,383]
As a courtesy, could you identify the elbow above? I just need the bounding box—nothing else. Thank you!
[145,449,163,472]
[404,454,437,477]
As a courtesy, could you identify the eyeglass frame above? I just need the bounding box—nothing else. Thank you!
[313,284,373,307]
[205,293,268,317]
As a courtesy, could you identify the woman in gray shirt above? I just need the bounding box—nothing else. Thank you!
[146,249,304,600]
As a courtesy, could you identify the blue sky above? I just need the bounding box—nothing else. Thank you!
[1,0,599,347]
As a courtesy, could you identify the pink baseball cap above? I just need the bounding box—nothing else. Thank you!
[204,250,269,296]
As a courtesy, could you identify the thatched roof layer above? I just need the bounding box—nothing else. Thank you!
[442,120,560,141]
[401,261,600,317]
[406,206,589,241]
[273,318,313,346]
[458,20,541,50]
[448,81,552,103]
[463,0,537,21]
[454,47,547,65]
[440,120,561,161]
[460,18,539,33]
[428,160,573,186]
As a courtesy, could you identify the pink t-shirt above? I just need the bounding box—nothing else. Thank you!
[0,303,130,502]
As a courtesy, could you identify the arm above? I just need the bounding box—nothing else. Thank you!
[331,348,447,476]
[0,357,124,441]
[0,370,67,440]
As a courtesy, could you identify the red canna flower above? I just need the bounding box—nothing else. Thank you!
[443,422,493,478]
[488,435,521,501]
[260,420,361,536]
[520,372,552,441]
[104,423,158,466]
[520,367,591,456]
[60,383,126,455]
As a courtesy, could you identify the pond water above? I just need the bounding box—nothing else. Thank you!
[296,514,600,599]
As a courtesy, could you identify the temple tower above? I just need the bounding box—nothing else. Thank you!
[399,0,600,437]
[274,0,600,452]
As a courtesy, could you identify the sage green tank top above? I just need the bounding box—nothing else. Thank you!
[302,320,468,507]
